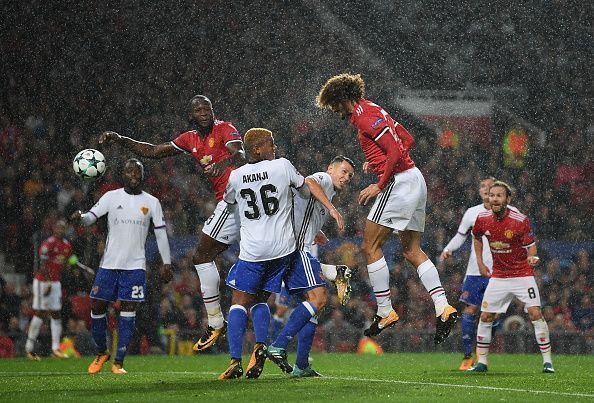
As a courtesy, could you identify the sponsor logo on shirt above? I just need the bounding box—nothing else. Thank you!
[371,118,383,128]
[200,154,213,166]
[113,217,148,227]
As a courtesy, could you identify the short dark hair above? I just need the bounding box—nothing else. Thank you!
[329,155,355,169]
[188,95,212,108]
[125,158,145,178]
[490,180,513,197]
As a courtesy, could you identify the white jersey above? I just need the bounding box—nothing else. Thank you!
[293,172,335,252]
[445,203,518,276]
[89,188,166,270]
[224,158,305,262]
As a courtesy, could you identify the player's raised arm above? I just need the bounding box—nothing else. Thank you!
[305,176,344,231]
[99,131,180,159]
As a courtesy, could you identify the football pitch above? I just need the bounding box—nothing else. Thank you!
[0,353,592,402]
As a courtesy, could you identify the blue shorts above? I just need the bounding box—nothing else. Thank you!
[284,250,325,293]
[459,275,490,307]
[90,268,146,302]
[226,252,294,295]
[275,284,301,307]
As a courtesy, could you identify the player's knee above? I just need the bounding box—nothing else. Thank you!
[464,305,479,315]
[307,288,328,311]
[527,308,542,321]
[480,312,496,322]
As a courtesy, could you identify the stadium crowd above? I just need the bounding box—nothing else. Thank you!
[0,1,592,357]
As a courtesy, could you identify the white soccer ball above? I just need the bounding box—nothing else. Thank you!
[73,149,106,182]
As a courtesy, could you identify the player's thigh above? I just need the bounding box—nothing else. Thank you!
[45,281,62,311]
[90,268,119,302]
[480,278,514,313]
[262,253,295,294]
[117,269,147,302]
[193,232,229,263]
[511,276,542,309]
[32,279,45,311]
[362,219,393,253]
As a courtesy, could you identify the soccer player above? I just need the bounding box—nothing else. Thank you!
[467,181,554,373]
[317,73,457,343]
[25,220,73,360]
[267,156,355,377]
[99,95,244,351]
[218,128,344,380]
[70,159,173,374]
[440,177,519,370]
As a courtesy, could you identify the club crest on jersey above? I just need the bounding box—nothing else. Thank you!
[200,154,213,166]
[505,230,514,239]
[371,118,383,128]
[92,286,99,295]
[208,138,215,148]
[141,207,149,215]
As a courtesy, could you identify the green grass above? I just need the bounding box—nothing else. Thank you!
[0,353,592,402]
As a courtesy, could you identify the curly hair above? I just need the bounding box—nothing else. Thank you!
[316,73,365,109]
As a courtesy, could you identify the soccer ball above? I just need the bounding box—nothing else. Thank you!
[73,149,106,182]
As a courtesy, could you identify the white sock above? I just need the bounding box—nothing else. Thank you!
[367,257,393,317]
[195,262,224,329]
[26,316,43,353]
[532,318,552,364]
[321,264,337,281]
[417,259,448,316]
[476,320,493,365]
[50,318,62,351]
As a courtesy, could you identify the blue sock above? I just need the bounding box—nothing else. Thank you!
[295,318,317,370]
[115,311,136,363]
[269,315,285,345]
[273,301,317,349]
[91,312,108,353]
[461,312,477,356]
[228,305,248,360]
[250,303,270,344]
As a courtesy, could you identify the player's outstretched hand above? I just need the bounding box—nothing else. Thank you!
[329,208,345,231]
[160,264,174,283]
[204,162,225,177]
[69,210,82,222]
[440,249,452,262]
[99,131,121,145]
[358,184,381,206]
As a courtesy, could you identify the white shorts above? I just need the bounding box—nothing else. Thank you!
[32,279,62,311]
[367,167,427,232]
[202,200,240,245]
[481,276,541,313]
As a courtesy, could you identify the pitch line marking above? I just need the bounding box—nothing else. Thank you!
[0,371,592,398]
[325,375,594,399]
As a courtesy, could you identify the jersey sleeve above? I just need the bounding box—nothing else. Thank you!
[171,131,193,153]
[283,158,305,189]
[458,209,475,236]
[221,123,242,146]
[223,171,238,204]
[521,217,536,248]
[88,192,111,220]
[472,217,484,239]
[151,198,167,230]
[311,172,333,194]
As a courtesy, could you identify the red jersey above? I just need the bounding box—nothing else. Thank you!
[472,208,536,278]
[36,236,72,281]
[350,99,416,189]
[171,120,242,201]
